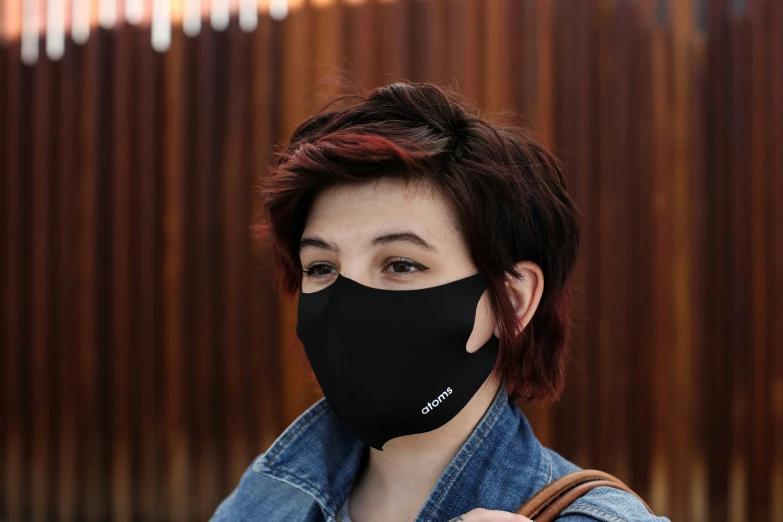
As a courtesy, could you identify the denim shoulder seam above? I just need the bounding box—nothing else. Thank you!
[543,447,553,484]
[559,504,630,522]
[260,465,331,510]
[421,389,506,521]
[262,402,330,465]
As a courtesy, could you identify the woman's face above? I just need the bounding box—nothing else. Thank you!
[299,178,478,294]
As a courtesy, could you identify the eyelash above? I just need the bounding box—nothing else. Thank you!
[302,258,429,278]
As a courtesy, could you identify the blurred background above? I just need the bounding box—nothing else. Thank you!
[1,0,782,521]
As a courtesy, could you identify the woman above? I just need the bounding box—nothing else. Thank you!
[211,82,668,522]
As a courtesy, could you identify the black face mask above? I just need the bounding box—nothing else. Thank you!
[296,272,500,450]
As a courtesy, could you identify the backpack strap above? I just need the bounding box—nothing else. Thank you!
[515,470,654,521]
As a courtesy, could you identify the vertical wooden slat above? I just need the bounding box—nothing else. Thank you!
[551,0,583,468]
[374,0,409,83]
[768,2,783,519]
[648,2,674,514]
[747,1,770,520]
[162,15,189,522]
[278,0,320,427]
[111,19,134,522]
[727,8,752,522]
[342,0,373,86]
[687,10,709,521]
[482,0,512,113]
[704,0,731,519]
[0,30,6,522]
[407,0,445,84]
[55,35,79,522]
[250,9,283,452]
[630,0,655,502]
[75,26,105,522]
[220,20,253,496]
[594,0,630,481]
[668,1,699,520]
[190,19,220,519]
[30,45,53,522]
[2,37,26,522]
[444,0,482,102]
[132,16,161,520]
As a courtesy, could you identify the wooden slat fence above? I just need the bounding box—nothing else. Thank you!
[1,1,782,521]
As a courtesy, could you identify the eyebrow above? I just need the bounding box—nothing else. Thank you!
[299,231,439,253]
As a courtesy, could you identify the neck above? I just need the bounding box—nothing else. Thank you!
[348,376,502,522]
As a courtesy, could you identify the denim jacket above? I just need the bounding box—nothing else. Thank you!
[211,385,669,522]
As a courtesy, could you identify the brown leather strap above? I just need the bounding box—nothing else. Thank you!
[515,470,654,522]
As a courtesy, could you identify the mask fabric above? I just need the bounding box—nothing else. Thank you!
[296,272,500,450]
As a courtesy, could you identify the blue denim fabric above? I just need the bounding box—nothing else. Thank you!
[211,385,670,522]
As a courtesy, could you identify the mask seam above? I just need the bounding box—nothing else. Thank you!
[421,384,507,521]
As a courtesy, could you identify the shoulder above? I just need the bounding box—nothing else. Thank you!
[541,449,670,522]
[209,457,320,522]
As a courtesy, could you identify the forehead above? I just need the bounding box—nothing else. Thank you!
[303,179,458,236]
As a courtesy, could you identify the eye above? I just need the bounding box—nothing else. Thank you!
[303,263,337,278]
[383,258,429,275]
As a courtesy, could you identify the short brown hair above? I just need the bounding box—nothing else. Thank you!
[258,82,581,402]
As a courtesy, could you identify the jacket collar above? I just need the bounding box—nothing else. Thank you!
[253,384,551,521]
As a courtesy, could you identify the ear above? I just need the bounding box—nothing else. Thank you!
[466,261,544,353]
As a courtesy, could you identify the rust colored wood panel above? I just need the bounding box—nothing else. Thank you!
[594,0,632,481]
[74,30,106,522]
[0,2,781,520]
[728,12,753,522]
[443,0,482,103]
[628,3,656,503]
[250,12,283,451]
[30,48,53,522]
[647,7,675,516]
[747,2,771,520]
[110,21,135,522]
[407,0,445,84]
[482,0,513,113]
[188,22,221,521]
[220,23,254,494]
[767,2,783,519]
[374,0,409,83]
[668,1,700,519]
[278,1,321,427]
[162,24,190,522]
[55,40,80,522]
[131,21,161,521]
[342,1,374,86]
[311,1,345,98]
[1,39,26,522]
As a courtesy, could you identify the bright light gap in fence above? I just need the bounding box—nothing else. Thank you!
[99,0,117,28]
[152,0,171,52]
[21,0,38,65]
[46,0,66,60]
[211,0,230,31]
[239,0,258,32]
[183,0,201,37]
[126,0,144,25]
[72,0,90,43]
[269,0,288,21]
